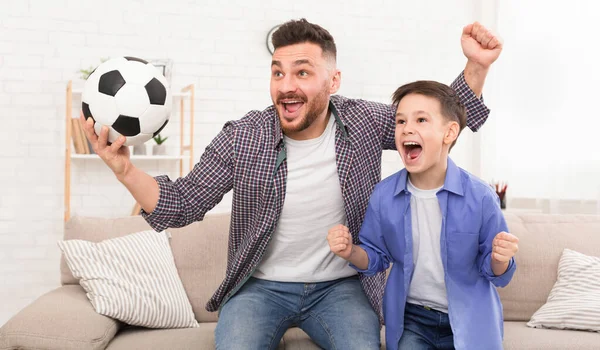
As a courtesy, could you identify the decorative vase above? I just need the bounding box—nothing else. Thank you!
[500,195,507,209]
[152,144,166,155]
[133,144,146,155]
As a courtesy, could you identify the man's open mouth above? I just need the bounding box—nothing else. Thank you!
[281,100,304,114]
[403,141,423,160]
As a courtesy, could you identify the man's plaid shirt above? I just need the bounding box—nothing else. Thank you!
[143,72,490,323]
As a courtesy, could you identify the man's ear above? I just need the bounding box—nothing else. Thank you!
[330,69,341,94]
[443,121,460,146]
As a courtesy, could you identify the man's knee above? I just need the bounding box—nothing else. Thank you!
[214,286,291,350]
[215,304,284,349]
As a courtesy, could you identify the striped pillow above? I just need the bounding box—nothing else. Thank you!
[527,248,600,332]
[58,229,199,329]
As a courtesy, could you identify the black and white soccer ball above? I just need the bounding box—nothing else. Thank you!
[81,56,171,146]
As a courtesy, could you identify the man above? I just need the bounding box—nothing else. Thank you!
[81,18,502,349]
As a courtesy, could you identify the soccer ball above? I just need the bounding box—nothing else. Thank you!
[81,56,171,147]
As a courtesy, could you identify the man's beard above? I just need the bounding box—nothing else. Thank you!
[277,83,330,135]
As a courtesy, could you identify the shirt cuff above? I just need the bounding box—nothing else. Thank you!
[481,255,516,288]
[452,71,491,132]
[349,244,380,277]
[141,175,177,232]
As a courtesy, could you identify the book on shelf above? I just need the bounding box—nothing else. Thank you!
[70,118,95,155]
[70,118,84,154]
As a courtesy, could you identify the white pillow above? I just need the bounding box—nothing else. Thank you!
[58,229,199,329]
[527,248,600,332]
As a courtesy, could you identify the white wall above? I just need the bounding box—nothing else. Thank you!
[480,0,600,202]
[0,0,479,324]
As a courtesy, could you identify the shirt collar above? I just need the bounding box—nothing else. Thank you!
[394,157,464,196]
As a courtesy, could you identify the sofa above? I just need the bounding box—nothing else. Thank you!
[1,212,599,349]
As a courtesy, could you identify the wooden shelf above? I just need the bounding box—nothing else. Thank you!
[64,81,195,222]
[71,154,189,160]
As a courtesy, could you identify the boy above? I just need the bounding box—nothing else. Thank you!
[327,81,519,350]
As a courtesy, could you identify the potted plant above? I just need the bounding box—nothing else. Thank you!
[133,143,147,155]
[78,58,109,80]
[152,134,168,155]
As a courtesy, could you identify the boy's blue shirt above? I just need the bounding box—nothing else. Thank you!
[353,157,515,350]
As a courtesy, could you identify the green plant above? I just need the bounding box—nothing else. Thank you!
[78,57,109,80]
[153,134,168,145]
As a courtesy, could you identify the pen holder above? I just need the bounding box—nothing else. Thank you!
[492,181,508,210]
[498,193,506,209]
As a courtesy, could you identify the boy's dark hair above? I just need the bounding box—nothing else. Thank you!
[392,81,467,150]
[272,18,337,61]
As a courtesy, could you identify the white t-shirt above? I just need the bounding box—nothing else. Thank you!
[253,116,357,282]
[406,179,449,313]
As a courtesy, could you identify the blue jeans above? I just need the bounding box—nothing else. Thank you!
[215,276,380,350]
[398,303,454,350]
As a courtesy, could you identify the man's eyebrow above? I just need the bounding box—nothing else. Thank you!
[293,59,313,67]
[271,59,315,68]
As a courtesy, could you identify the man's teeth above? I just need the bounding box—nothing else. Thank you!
[404,142,420,146]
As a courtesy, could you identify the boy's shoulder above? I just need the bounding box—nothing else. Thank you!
[373,168,406,195]
[370,162,498,204]
[456,166,498,202]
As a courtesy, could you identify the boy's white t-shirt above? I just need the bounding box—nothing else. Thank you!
[406,179,449,313]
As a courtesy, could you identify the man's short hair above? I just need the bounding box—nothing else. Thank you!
[272,18,337,61]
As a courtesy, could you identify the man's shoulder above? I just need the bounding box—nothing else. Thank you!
[331,95,393,119]
[224,106,277,133]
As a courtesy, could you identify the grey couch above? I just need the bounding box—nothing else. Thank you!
[2,212,600,349]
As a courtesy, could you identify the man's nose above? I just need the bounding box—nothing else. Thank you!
[279,74,297,93]
[403,122,415,135]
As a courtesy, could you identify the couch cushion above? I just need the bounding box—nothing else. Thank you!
[105,323,284,350]
[282,327,387,349]
[499,213,600,321]
[62,214,230,323]
[58,229,198,329]
[61,216,155,284]
[0,285,119,350]
[503,321,600,349]
[527,248,600,332]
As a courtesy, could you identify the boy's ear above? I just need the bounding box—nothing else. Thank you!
[443,121,460,146]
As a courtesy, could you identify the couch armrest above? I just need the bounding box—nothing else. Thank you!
[0,285,120,350]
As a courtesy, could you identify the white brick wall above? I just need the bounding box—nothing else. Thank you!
[0,0,479,325]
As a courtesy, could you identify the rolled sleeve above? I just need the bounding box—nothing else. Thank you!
[478,191,517,288]
[451,71,490,132]
[141,123,235,231]
[349,189,392,276]
[141,175,183,232]
[481,255,516,288]
[350,244,388,277]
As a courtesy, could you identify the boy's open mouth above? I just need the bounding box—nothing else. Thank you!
[403,141,423,161]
